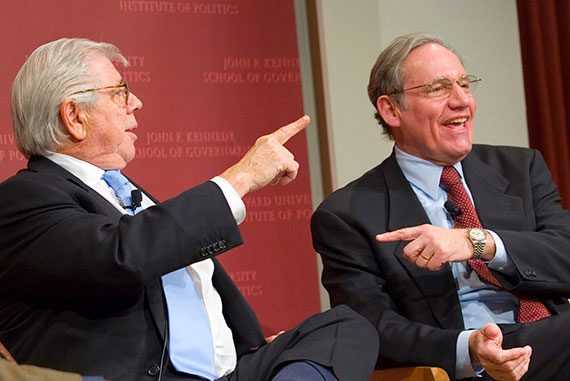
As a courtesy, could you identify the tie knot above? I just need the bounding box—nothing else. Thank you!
[102,170,130,193]
[440,166,462,188]
[102,170,134,212]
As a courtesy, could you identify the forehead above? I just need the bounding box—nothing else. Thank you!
[87,54,122,83]
[402,43,466,85]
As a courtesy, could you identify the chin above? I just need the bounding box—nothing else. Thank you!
[121,147,136,165]
[451,149,472,163]
[438,146,472,166]
[122,156,135,166]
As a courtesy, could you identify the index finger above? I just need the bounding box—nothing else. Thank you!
[488,346,532,365]
[270,115,310,144]
[376,227,422,242]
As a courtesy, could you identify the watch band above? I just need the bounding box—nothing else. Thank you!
[472,240,484,260]
[468,228,486,260]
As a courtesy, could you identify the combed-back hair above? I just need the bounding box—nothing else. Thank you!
[11,38,128,158]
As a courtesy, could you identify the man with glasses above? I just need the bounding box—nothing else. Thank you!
[0,38,379,381]
[312,33,570,380]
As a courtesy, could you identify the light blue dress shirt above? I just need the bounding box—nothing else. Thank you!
[394,147,519,378]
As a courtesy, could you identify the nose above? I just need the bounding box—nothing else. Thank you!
[447,82,471,108]
[127,92,143,113]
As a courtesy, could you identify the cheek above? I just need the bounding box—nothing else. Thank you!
[412,104,441,127]
[108,117,128,146]
[104,127,124,147]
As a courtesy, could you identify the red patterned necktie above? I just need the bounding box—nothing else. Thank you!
[440,166,551,323]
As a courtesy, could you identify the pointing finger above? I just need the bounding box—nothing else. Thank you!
[270,115,310,145]
[376,227,421,242]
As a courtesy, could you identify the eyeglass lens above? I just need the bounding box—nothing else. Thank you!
[427,75,479,97]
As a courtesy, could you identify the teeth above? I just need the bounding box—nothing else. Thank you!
[450,117,467,124]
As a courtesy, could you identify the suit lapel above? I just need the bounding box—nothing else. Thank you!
[384,153,431,232]
[462,152,525,231]
[382,153,464,328]
[126,176,160,205]
[147,279,167,341]
[211,259,264,355]
[27,156,124,217]
[28,155,95,193]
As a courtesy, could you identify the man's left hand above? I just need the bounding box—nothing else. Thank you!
[250,330,286,351]
[265,330,285,344]
[469,324,531,381]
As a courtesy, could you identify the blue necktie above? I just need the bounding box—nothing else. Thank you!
[102,170,217,379]
[162,269,217,379]
[101,170,143,215]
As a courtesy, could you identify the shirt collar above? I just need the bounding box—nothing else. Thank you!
[394,145,465,200]
[44,152,106,189]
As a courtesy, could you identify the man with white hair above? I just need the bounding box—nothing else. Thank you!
[0,38,378,381]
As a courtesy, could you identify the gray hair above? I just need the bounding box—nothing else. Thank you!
[11,38,128,158]
[367,32,459,139]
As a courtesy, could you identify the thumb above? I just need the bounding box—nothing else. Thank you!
[480,323,503,344]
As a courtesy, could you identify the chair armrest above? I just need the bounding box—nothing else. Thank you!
[371,366,450,381]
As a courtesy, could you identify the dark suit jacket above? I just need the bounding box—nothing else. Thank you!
[0,156,265,380]
[311,145,570,379]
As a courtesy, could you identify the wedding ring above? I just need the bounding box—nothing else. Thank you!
[419,252,431,261]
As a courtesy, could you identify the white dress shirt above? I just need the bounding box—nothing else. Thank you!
[45,152,245,378]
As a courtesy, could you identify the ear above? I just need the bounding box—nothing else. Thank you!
[60,98,88,140]
[376,95,401,128]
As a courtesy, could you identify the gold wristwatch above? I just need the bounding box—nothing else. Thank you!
[467,228,486,260]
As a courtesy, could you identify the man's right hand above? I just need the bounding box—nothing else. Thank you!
[220,115,309,198]
[469,323,532,381]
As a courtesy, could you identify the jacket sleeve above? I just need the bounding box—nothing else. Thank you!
[0,174,243,300]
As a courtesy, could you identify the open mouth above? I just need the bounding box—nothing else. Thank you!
[444,117,468,129]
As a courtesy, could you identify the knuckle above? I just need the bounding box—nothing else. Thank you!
[255,136,267,145]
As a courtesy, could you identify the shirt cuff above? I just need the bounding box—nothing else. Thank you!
[211,176,246,225]
[486,230,515,275]
[456,330,482,379]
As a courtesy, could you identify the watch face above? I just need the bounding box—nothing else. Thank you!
[470,229,486,241]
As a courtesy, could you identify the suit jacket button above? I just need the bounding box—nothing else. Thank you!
[213,242,220,252]
[220,240,227,249]
[147,364,160,376]
[207,245,214,254]
[200,247,208,257]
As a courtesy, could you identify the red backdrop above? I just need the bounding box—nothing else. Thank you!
[0,0,320,334]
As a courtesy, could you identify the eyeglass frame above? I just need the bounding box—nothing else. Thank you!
[69,82,130,106]
[386,74,481,97]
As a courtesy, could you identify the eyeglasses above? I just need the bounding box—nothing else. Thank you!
[388,75,481,98]
[69,82,130,106]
